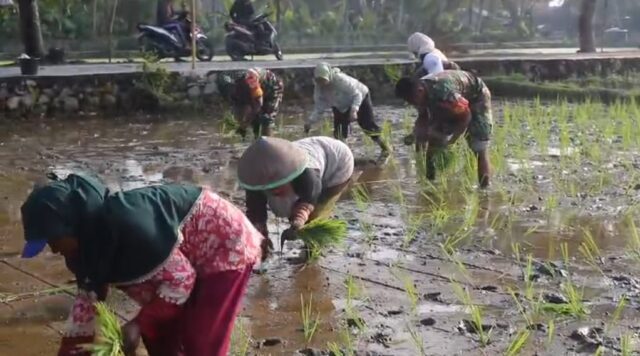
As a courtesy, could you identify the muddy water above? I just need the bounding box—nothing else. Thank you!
[1,102,640,355]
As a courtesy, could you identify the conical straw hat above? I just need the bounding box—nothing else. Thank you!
[237,137,308,191]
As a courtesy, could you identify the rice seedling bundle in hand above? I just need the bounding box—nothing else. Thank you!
[297,218,348,257]
[84,302,124,356]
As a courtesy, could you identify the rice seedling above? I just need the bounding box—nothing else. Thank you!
[298,218,348,261]
[300,294,320,345]
[406,323,427,356]
[547,319,555,346]
[605,296,627,334]
[351,183,370,211]
[451,281,492,346]
[541,281,588,318]
[84,302,124,356]
[403,213,424,247]
[441,231,471,256]
[0,285,74,303]
[344,275,362,302]
[327,320,357,356]
[578,228,603,272]
[505,329,530,356]
[621,334,632,356]
[625,215,640,261]
[230,319,252,356]
[522,254,535,301]
[392,268,419,315]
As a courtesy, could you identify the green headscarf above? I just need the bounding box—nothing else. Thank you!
[314,62,336,82]
[21,173,202,292]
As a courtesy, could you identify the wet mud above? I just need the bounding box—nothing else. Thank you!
[0,101,640,355]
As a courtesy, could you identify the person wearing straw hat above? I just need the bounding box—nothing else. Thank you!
[238,136,355,253]
[407,32,460,78]
[306,62,391,161]
[216,67,284,139]
[20,173,264,356]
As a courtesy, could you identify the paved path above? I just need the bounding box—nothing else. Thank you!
[1,48,639,78]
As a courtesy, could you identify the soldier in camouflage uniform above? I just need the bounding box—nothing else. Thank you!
[216,68,283,139]
[395,70,493,188]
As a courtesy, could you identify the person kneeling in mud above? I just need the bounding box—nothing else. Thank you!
[305,62,391,161]
[237,136,355,258]
[395,71,493,188]
[216,67,283,138]
[21,173,265,356]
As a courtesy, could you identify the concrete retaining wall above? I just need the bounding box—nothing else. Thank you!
[1,54,640,119]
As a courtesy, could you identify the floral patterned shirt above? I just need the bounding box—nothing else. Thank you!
[63,189,263,337]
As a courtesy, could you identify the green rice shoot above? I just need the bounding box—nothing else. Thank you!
[298,218,348,260]
[84,302,124,356]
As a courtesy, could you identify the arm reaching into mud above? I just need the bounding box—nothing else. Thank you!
[58,289,100,356]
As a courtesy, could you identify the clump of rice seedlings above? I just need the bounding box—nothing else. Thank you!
[406,323,426,356]
[441,230,471,257]
[541,281,588,318]
[452,282,492,346]
[320,120,333,137]
[230,319,252,356]
[383,64,402,83]
[351,183,370,211]
[84,302,124,356]
[298,218,348,261]
[220,108,238,136]
[300,294,320,345]
[578,228,603,273]
[403,213,424,247]
[505,329,531,356]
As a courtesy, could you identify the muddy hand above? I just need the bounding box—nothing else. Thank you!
[122,321,141,356]
[280,228,298,251]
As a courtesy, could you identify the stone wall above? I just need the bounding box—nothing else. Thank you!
[1,55,640,119]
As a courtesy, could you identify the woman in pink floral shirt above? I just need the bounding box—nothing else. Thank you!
[20,173,264,356]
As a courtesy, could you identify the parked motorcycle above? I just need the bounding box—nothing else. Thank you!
[224,12,282,61]
[137,12,214,62]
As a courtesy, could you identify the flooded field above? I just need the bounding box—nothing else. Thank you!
[1,100,640,355]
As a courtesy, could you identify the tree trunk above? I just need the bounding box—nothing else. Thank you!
[275,0,281,30]
[17,0,45,58]
[578,0,597,52]
[92,0,98,38]
[108,0,119,63]
[501,0,529,36]
[477,0,486,33]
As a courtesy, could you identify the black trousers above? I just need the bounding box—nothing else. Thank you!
[332,94,381,139]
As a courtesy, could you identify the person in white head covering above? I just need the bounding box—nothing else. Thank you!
[407,32,459,78]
